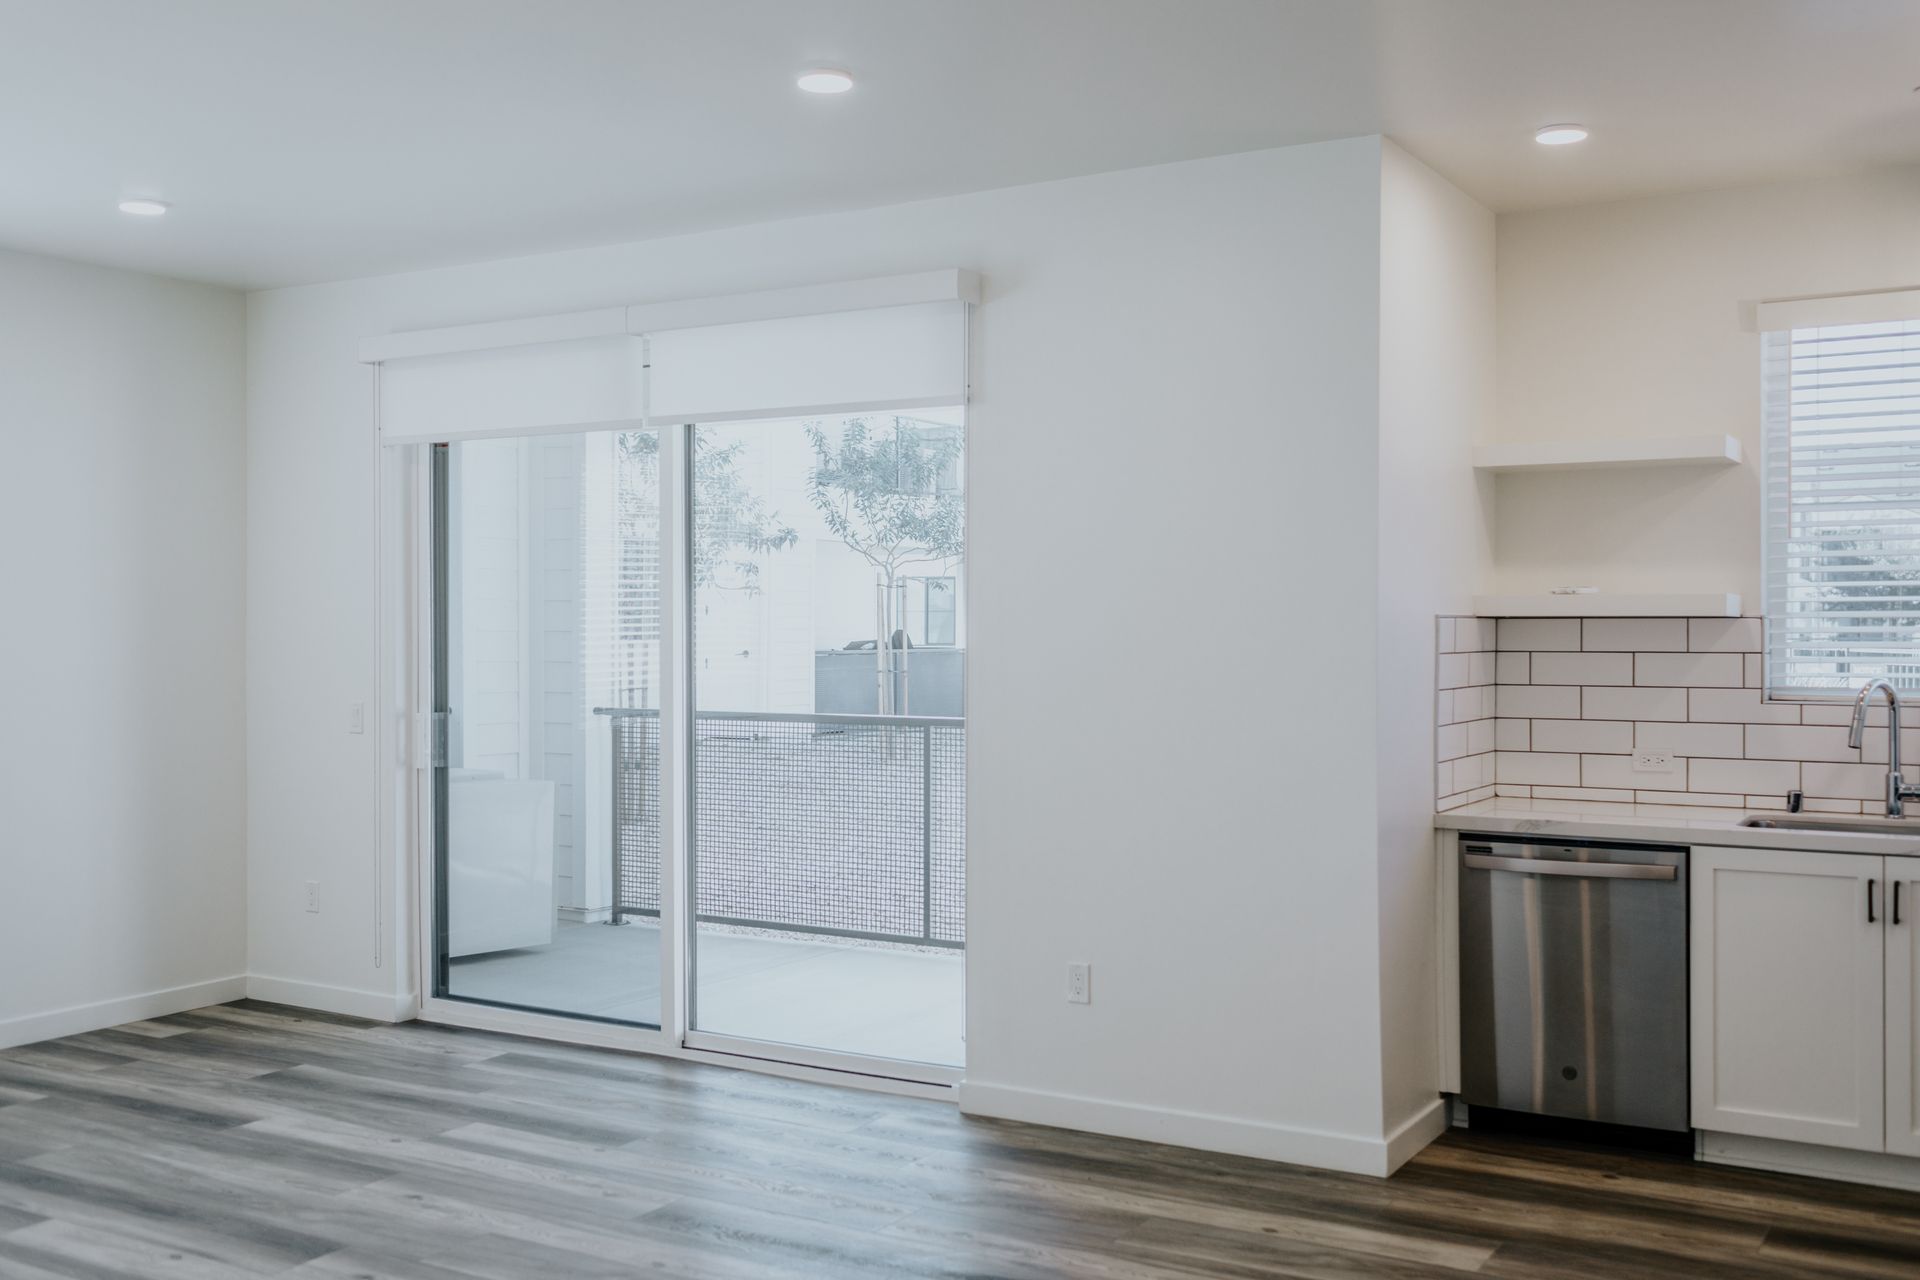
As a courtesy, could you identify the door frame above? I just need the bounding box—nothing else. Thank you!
[399,429,961,1092]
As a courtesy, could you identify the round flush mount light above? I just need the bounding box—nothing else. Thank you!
[797,69,854,94]
[117,197,170,216]
[1534,124,1590,146]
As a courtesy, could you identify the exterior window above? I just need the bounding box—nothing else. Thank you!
[1763,314,1920,695]
[923,576,957,646]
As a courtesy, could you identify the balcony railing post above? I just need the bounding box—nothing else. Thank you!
[922,721,933,943]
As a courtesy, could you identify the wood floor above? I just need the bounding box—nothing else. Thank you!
[0,1003,1918,1278]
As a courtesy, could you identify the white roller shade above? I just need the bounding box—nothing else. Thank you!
[377,333,645,445]
[365,271,974,444]
[646,300,966,424]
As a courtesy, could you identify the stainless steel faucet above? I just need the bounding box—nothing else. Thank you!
[1848,678,1920,816]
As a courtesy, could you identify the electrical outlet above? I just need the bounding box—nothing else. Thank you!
[1066,962,1091,1004]
[1633,751,1677,774]
[303,881,320,914]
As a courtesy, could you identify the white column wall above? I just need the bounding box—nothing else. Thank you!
[246,138,1398,1167]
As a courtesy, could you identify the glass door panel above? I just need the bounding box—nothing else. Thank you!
[686,412,967,1067]
[432,429,664,1026]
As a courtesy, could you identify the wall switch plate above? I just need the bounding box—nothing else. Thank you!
[347,701,365,734]
[303,881,320,914]
[1066,962,1091,1004]
[1633,751,1677,774]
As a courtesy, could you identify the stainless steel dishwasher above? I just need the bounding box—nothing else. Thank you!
[1458,836,1689,1132]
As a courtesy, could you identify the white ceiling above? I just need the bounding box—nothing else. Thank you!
[2,0,1917,290]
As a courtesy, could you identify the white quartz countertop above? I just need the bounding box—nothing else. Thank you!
[1435,797,1920,856]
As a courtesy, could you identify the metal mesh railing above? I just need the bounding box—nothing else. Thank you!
[597,708,965,948]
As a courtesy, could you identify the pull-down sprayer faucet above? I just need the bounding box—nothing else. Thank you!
[1848,678,1920,817]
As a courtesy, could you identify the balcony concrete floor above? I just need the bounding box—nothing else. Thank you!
[447,919,964,1068]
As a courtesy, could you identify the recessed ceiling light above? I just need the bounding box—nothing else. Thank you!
[1534,124,1589,146]
[117,198,170,216]
[797,69,854,95]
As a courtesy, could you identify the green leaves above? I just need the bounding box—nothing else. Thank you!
[803,416,965,584]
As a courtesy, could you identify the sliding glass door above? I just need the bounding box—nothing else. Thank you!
[428,411,965,1072]
[431,430,664,1027]
[684,412,966,1068]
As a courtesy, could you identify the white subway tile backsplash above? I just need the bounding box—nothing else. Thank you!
[1689,757,1799,796]
[1498,685,1582,719]
[1497,618,1580,651]
[1584,685,1688,721]
[1582,754,1688,791]
[1533,785,1636,803]
[1530,719,1633,754]
[1636,652,1743,688]
[1532,651,1634,686]
[1432,614,1893,813]
[1800,762,1888,802]
[1689,617,1763,653]
[1634,721,1743,759]
[1743,723,1859,764]
[1640,790,1745,808]
[1802,702,1888,726]
[1805,797,1865,814]
[1858,728,1920,765]
[1585,618,1687,652]
[1497,751,1581,786]
[1689,688,1799,725]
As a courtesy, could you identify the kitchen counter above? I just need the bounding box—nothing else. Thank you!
[1436,796,1920,855]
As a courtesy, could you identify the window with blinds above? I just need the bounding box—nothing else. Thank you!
[1764,314,1920,695]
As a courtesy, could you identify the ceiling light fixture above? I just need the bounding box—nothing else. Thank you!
[1534,124,1589,146]
[797,69,854,95]
[117,198,170,216]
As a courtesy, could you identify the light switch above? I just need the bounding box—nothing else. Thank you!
[347,701,365,734]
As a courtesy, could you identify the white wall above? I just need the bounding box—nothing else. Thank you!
[247,138,1415,1169]
[0,248,247,1046]
[1494,165,1920,602]
[1375,141,1495,1142]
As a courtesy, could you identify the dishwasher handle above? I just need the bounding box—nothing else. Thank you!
[1463,852,1678,882]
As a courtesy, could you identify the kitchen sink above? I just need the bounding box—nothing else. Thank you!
[1740,814,1920,834]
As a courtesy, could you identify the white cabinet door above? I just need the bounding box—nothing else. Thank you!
[1691,846,1884,1151]
[1888,855,1920,1158]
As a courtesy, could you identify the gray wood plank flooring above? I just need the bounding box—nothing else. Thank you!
[1,1001,1918,1277]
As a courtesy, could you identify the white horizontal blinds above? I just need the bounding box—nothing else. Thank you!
[645,300,966,424]
[1764,310,1920,694]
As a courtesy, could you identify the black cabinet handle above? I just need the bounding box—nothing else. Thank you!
[1897,881,1905,927]
[1869,880,1878,924]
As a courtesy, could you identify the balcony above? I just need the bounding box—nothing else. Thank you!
[448,709,966,1066]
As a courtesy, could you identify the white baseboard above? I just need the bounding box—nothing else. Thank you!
[0,975,248,1050]
[244,975,414,1024]
[958,1081,1444,1177]
[1698,1130,1920,1193]
[1383,1097,1450,1173]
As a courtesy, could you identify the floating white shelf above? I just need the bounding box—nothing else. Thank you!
[1472,434,1742,473]
[1472,593,1742,618]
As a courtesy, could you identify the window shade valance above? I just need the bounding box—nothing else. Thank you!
[365,270,977,445]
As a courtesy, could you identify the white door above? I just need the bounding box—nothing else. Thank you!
[1888,855,1920,1157]
[1690,846,1884,1151]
